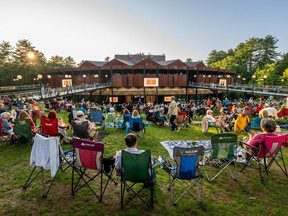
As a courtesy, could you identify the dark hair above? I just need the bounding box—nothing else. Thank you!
[125,133,137,148]
[261,118,277,133]
[48,110,57,119]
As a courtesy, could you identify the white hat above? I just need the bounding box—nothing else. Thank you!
[76,111,84,116]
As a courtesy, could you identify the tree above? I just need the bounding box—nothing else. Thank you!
[206,50,228,66]
[105,56,110,62]
[0,41,13,64]
[254,63,279,85]
[64,56,76,67]
[47,55,66,69]
[275,53,288,75]
[281,68,288,85]
[186,58,192,62]
[255,35,280,69]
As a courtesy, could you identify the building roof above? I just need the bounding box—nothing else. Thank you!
[185,61,206,67]
[84,61,106,67]
[156,60,178,66]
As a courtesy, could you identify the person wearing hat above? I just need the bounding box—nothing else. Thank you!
[104,107,117,127]
[71,110,98,139]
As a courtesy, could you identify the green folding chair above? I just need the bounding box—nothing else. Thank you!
[13,119,33,142]
[203,133,237,182]
[120,150,154,209]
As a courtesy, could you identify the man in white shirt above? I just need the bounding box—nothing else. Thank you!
[115,134,155,181]
[168,96,179,132]
[259,104,278,119]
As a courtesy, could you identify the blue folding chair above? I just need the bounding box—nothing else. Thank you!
[91,110,104,127]
[128,117,145,138]
[165,146,204,205]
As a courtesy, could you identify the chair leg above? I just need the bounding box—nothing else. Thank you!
[150,182,154,209]
[120,181,124,209]
[23,166,37,190]
[100,171,103,202]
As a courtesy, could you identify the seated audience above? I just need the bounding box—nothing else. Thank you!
[1,112,13,134]
[71,111,98,140]
[115,133,155,181]
[234,107,251,132]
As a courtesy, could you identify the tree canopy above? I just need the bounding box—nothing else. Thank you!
[207,35,286,85]
[0,39,76,86]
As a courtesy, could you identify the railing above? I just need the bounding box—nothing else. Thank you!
[0,84,109,100]
[190,83,288,97]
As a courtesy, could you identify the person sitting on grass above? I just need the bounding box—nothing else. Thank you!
[104,107,117,127]
[202,110,225,132]
[126,110,145,134]
[115,133,156,181]
[234,107,251,132]
[71,111,98,140]
[0,103,7,115]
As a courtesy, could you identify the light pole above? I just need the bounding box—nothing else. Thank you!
[237,75,241,86]
[252,75,256,91]
[242,78,246,85]
[17,75,23,89]
[263,75,268,87]
[83,74,87,85]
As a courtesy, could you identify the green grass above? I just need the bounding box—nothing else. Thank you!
[1,110,288,215]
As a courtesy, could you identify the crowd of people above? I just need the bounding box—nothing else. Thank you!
[1,94,288,141]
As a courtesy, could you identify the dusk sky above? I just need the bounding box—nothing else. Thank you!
[1,0,287,63]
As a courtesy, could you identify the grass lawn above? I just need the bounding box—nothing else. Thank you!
[1,109,288,215]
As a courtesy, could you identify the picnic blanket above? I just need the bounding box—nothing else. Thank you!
[160,140,212,159]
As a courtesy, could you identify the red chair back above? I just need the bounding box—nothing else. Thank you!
[254,134,287,159]
[73,138,104,170]
[41,117,58,136]
[0,118,3,134]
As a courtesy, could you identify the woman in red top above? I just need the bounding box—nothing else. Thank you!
[41,110,59,136]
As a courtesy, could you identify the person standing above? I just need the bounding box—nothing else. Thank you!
[168,96,179,132]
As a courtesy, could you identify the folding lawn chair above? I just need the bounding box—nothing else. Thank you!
[71,120,90,139]
[23,134,61,197]
[103,113,117,129]
[165,146,204,205]
[91,109,104,127]
[13,119,33,144]
[241,134,288,182]
[120,150,154,209]
[201,116,219,133]
[71,138,117,201]
[41,117,59,137]
[128,117,145,138]
[203,133,238,182]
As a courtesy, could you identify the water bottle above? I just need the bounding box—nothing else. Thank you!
[158,156,163,168]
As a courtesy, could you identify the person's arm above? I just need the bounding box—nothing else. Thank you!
[247,134,263,149]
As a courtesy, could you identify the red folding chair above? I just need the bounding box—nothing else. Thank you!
[71,138,117,201]
[241,134,288,182]
[41,117,58,137]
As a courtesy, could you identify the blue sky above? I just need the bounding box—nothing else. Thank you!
[0,0,287,63]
